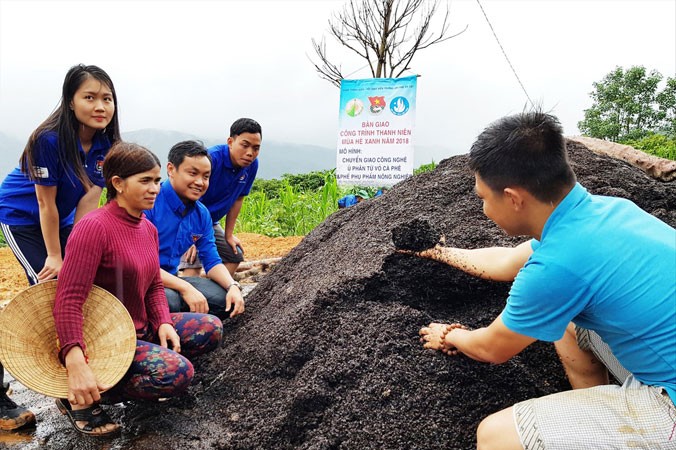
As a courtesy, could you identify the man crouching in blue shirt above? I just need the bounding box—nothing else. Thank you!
[145,140,244,319]
[415,111,675,449]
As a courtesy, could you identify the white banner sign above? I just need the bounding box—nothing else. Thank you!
[336,76,417,186]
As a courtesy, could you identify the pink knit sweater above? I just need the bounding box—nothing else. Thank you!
[54,201,172,362]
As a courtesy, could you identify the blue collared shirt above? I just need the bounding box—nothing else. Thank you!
[199,144,258,224]
[0,130,110,227]
[145,181,222,275]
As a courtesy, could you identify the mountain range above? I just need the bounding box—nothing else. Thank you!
[0,129,461,180]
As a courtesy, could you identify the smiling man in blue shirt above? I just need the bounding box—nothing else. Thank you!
[180,118,261,277]
[145,140,244,319]
[415,111,675,450]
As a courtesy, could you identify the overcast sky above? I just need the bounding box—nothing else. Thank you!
[1,0,674,155]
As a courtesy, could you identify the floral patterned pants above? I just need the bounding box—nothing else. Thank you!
[104,313,223,401]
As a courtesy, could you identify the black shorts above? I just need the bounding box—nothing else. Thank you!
[0,222,72,285]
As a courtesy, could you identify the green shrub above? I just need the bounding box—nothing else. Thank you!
[621,133,676,160]
[250,178,285,199]
[414,160,437,175]
[251,170,335,199]
[282,170,331,192]
[343,185,380,199]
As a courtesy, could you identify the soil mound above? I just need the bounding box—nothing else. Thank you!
[54,141,675,450]
[392,218,441,251]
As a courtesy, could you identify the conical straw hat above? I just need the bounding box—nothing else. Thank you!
[0,280,136,398]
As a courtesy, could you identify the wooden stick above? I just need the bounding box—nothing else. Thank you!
[233,267,263,281]
[236,257,283,271]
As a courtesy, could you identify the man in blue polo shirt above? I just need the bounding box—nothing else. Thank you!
[414,111,675,449]
[180,118,261,277]
[145,140,244,319]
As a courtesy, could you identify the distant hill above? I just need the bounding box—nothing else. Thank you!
[123,129,337,180]
[0,132,24,178]
[0,128,461,180]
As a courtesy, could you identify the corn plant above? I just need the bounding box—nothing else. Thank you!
[234,176,341,237]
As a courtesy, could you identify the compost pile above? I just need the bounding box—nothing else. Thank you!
[44,141,676,450]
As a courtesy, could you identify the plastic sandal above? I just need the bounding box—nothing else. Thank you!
[55,398,120,436]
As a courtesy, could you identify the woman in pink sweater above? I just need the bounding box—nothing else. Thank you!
[53,142,223,436]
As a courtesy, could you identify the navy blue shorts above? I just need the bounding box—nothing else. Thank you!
[0,223,72,285]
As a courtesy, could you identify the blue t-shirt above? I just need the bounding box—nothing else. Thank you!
[199,144,258,224]
[503,183,676,403]
[0,131,109,227]
[144,181,222,275]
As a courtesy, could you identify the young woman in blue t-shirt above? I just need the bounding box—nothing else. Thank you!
[0,64,120,285]
[0,64,120,431]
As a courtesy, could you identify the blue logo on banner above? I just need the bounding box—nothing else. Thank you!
[390,96,409,116]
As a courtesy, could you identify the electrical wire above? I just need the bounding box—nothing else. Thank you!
[475,0,534,108]
[344,63,372,79]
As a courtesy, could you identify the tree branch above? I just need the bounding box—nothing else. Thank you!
[309,0,466,87]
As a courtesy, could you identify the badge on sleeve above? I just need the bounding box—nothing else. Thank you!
[33,166,49,178]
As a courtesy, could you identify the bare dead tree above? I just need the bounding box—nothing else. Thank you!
[310,0,467,87]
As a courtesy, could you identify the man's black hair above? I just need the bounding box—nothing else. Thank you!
[168,140,211,168]
[468,110,576,203]
[230,118,262,138]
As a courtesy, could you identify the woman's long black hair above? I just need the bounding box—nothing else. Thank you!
[19,64,121,188]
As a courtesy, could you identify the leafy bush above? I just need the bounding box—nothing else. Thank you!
[251,170,335,199]
[414,160,437,175]
[282,170,331,192]
[343,185,380,199]
[621,133,676,160]
[250,178,285,199]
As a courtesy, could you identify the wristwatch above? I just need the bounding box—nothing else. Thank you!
[228,281,241,291]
